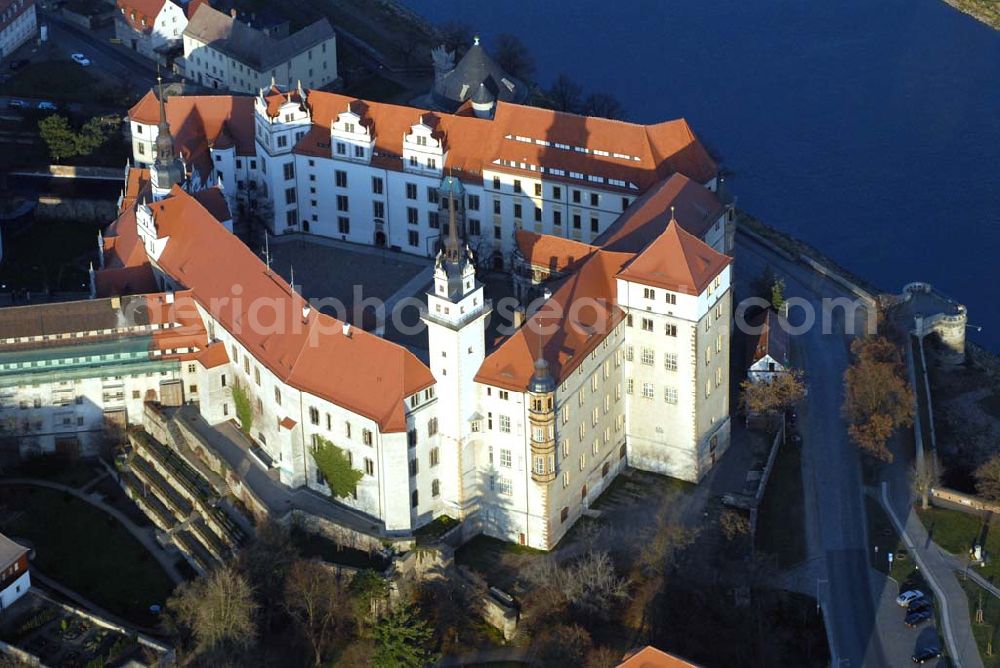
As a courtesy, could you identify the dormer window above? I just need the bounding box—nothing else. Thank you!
[416,135,427,146]
[284,113,294,122]
[344,122,355,133]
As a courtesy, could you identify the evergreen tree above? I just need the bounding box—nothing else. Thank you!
[38,115,79,162]
[372,604,438,668]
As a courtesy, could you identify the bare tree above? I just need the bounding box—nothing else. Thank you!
[437,22,472,57]
[975,454,1000,502]
[237,521,298,632]
[583,92,625,120]
[720,508,751,541]
[168,566,259,656]
[284,559,351,666]
[524,550,629,622]
[534,623,593,665]
[546,74,583,114]
[492,33,535,82]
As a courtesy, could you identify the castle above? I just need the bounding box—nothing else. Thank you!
[0,82,735,551]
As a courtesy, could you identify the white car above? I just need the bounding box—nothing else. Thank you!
[37,101,57,111]
[71,53,91,67]
[896,590,924,607]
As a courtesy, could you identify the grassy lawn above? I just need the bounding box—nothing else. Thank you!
[0,485,175,627]
[755,438,806,568]
[917,504,1000,582]
[0,60,102,103]
[454,535,543,588]
[961,578,1000,667]
[412,514,460,544]
[865,496,913,582]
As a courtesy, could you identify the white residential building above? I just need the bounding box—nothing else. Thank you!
[181,5,337,94]
[0,0,35,61]
[115,0,201,64]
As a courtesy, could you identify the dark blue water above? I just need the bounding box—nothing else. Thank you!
[402,0,1000,349]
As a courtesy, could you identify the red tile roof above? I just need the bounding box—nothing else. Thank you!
[617,646,700,668]
[117,0,165,34]
[598,173,725,253]
[191,187,231,223]
[475,249,632,391]
[617,220,731,296]
[129,90,256,181]
[514,230,595,274]
[102,184,434,433]
[195,341,229,368]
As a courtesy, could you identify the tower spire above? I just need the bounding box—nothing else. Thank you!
[445,188,460,262]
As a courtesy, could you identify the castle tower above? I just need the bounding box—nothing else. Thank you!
[527,357,557,483]
[151,78,185,200]
[422,175,490,520]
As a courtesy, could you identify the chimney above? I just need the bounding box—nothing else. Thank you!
[165,291,175,304]
[301,305,311,322]
[230,8,237,18]
[342,322,351,337]
[512,307,525,328]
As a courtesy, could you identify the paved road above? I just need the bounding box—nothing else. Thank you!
[42,11,158,93]
[735,230,889,666]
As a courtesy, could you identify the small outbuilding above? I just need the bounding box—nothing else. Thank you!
[0,533,30,611]
[747,309,790,384]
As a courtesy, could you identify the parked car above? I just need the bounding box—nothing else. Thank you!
[37,101,57,110]
[71,53,91,67]
[904,609,932,628]
[912,645,941,663]
[8,59,28,71]
[907,598,932,614]
[896,590,924,606]
[7,99,26,109]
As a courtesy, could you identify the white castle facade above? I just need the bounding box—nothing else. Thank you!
[3,85,735,551]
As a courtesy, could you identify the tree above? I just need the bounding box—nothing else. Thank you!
[371,604,438,668]
[583,92,625,120]
[168,566,259,655]
[739,368,807,416]
[771,278,786,312]
[230,379,254,434]
[975,454,1000,502]
[720,508,751,541]
[76,117,109,156]
[842,336,914,462]
[349,569,392,630]
[492,33,535,82]
[415,567,486,653]
[534,623,592,666]
[284,559,351,666]
[546,74,583,113]
[752,265,785,310]
[311,435,363,498]
[38,115,79,162]
[915,458,938,509]
[524,549,629,622]
[437,22,472,56]
[237,521,298,632]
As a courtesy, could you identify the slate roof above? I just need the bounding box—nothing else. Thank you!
[184,4,334,71]
[433,42,528,110]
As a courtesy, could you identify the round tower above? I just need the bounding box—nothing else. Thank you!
[528,357,557,483]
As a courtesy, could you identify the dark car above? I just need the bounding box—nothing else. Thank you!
[8,59,28,71]
[908,599,932,614]
[912,645,941,663]
[7,99,26,109]
[905,609,933,627]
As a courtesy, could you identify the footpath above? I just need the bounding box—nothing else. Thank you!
[880,482,983,668]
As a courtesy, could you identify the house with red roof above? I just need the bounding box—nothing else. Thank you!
[115,0,205,64]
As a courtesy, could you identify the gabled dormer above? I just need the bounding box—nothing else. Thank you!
[254,85,311,156]
[136,200,169,262]
[330,103,374,163]
[402,115,446,176]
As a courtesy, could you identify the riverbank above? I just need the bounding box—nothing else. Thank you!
[942,0,1000,31]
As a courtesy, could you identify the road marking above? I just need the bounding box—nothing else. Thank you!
[880,482,961,667]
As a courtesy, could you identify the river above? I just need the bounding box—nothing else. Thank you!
[400,0,1000,349]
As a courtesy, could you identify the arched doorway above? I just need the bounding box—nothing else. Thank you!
[374,231,386,247]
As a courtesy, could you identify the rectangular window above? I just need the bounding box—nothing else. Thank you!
[641,348,655,366]
[337,216,350,234]
[468,219,481,236]
[493,198,501,215]
[285,188,296,205]
[664,352,678,371]
[590,192,599,206]
[408,230,419,247]
[641,318,653,332]
[498,477,513,496]
[283,162,294,180]
[335,170,347,187]
[500,448,512,467]
[427,186,440,204]
[665,386,678,404]
[336,195,349,211]
[513,202,522,219]
[430,447,439,467]
[406,183,417,200]
[492,176,501,189]
[665,323,677,337]
[499,415,511,433]
[590,217,599,233]
[666,292,677,305]
[372,176,384,194]
[642,382,655,399]
[467,194,480,210]
[362,428,372,445]
[373,201,385,218]
[644,287,655,299]
[553,210,562,226]
[572,214,581,229]
[407,207,419,225]
[514,179,522,193]
[365,458,374,475]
